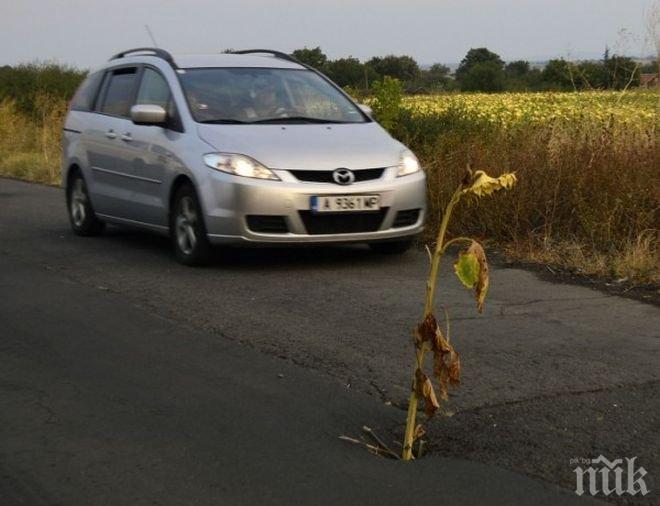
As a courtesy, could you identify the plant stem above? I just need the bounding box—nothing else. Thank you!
[402,186,463,461]
[424,192,461,316]
[440,236,473,253]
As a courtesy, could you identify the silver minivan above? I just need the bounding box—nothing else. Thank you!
[63,48,426,265]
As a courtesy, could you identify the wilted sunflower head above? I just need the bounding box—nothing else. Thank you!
[461,169,517,197]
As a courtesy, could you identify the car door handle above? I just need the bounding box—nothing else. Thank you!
[105,130,117,139]
[120,133,132,142]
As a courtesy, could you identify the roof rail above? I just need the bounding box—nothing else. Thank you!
[229,49,302,65]
[109,47,178,69]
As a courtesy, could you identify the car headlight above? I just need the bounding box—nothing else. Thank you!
[203,153,279,180]
[397,150,421,177]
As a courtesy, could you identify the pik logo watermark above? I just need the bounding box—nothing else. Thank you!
[571,455,650,497]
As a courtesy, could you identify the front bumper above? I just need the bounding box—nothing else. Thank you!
[198,167,426,245]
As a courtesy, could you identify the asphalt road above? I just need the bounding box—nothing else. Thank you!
[1,177,658,504]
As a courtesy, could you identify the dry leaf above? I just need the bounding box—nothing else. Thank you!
[466,241,489,312]
[433,351,449,401]
[432,325,461,395]
[448,352,461,386]
[414,313,462,406]
[416,313,438,346]
[412,308,464,419]
[415,369,440,418]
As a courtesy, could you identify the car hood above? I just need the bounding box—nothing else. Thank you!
[197,122,404,170]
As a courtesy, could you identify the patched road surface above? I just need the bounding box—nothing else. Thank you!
[1,178,657,504]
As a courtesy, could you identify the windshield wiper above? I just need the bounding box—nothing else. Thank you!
[199,118,250,124]
[249,116,342,124]
[200,116,349,125]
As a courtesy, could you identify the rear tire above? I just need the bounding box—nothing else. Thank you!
[369,239,413,255]
[170,184,213,266]
[66,171,105,236]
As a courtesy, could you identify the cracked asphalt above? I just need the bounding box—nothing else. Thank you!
[1,177,658,504]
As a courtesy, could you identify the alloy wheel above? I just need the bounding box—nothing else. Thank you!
[175,196,197,255]
[70,178,88,227]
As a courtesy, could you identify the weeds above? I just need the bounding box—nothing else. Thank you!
[396,91,659,285]
[0,95,65,185]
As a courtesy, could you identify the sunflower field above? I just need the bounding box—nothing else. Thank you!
[401,91,657,129]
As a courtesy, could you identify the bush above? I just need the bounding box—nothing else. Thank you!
[0,63,86,117]
[370,76,403,131]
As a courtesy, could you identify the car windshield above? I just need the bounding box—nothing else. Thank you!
[179,67,367,124]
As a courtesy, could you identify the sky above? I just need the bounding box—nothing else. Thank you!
[0,0,656,68]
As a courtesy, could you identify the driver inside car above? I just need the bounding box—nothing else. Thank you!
[244,79,290,120]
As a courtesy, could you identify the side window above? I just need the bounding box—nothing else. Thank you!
[136,68,171,109]
[136,67,182,130]
[70,71,104,111]
[100,67,138,117]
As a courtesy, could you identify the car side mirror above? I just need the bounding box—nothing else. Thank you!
[358,103,373,117]
[130,104,167,126]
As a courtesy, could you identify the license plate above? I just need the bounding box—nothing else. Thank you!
[310,195,380,213]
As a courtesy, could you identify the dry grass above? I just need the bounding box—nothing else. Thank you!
[503,233,659,284]
[0,95,65,185]
[396,91,659,285]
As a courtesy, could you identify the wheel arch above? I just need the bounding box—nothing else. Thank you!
[168,174,195,222]
[64,163,82,190]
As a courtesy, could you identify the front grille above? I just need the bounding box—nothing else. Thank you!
[392,209,421,228]
[290,168,385,184]
[246,215,289,234]
[299,208,389,235]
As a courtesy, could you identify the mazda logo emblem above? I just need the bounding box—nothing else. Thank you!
[332,168,355,185]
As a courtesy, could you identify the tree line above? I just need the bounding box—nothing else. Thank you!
[0,46,656,113]
[292,46,657,93]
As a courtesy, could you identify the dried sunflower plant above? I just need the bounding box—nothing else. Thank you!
[339,167,517,460]
[401,168,517,461]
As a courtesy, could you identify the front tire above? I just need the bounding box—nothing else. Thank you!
[66,171,105,236]
[369,239,413,255]
[170,184,212,266]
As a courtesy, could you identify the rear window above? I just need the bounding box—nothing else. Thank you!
[70,71,104,111]
[100,68,138,117]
